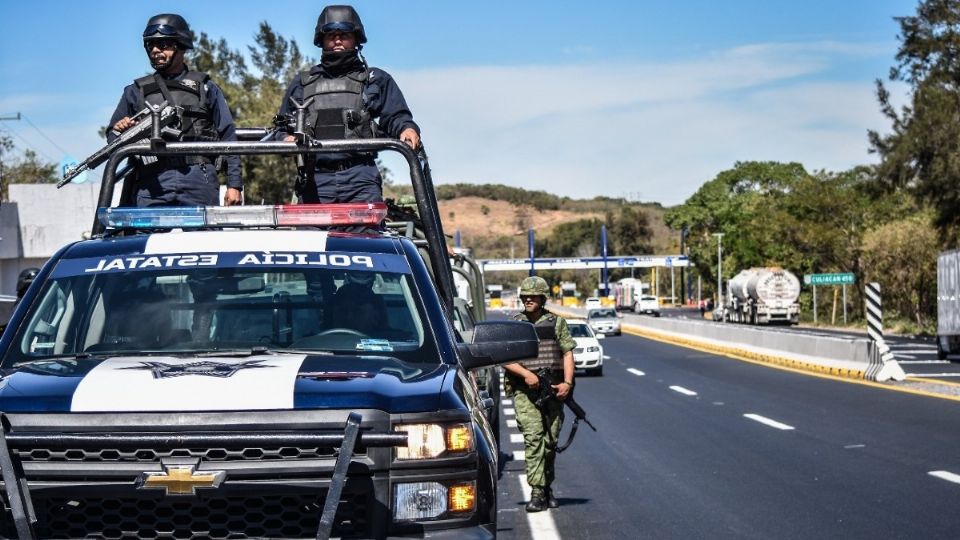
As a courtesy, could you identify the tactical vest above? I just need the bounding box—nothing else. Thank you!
[134,71,218,142]
[300,69,377,140]
[512,311,565,372]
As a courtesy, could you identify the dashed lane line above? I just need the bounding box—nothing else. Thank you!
[898,360,949,364]
[929,470,960,485]
[909,373,960,378]
[504,408,516,416]
[669,385,698,396]
[513,450,526,462]
[510,434,523,444]
[519,474,561,540]
[507,419,518,428]
[503,399,513,405]
[744,413,795,431]
[627,368,645,377]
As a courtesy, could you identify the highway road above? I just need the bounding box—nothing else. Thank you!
[493,326,960,539]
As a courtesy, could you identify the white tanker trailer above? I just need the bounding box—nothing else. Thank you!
[722,267,801,325]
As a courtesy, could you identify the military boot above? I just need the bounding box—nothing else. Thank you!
[546,488,559,509]
[525,488,547,512]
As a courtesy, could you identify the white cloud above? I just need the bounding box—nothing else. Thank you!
[384,40,905,205]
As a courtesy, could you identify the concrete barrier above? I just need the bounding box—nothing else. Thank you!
[554,305,886,380]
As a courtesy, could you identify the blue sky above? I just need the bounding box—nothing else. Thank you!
[0,0,917,205]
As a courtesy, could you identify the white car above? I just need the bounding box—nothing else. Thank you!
[567,318,604,376]
[635,295,661,317]
[584,297,602,309]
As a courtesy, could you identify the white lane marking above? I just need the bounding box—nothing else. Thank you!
[519,474,561,538]
[844,444,866,449]
[929,470,960,485]
[503,399,513,406]
[602,355,611,360]
[504,408,516,416]
[895,354,917,359]
[743,413,795,431]
[513,450,526,461]
[669,385,697,396]
[893,348,937,354]
[908,373,960,377]
[507,419,518,428]
[510,434,523,444]
[898,360,949,364]
[627,368,645,377]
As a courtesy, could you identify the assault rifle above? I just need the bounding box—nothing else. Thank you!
[58,101,180,188]
[533,367,597,453]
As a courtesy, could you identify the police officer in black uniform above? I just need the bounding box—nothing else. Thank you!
[277,5,421,203]
[109,13,243,207]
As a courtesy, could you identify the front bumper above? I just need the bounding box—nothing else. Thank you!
[574,352,603,369]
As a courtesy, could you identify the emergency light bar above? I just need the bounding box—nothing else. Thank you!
[97,202,388,229]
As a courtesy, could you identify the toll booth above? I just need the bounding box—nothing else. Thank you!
[487,283,504,309]
[561,281,578,307]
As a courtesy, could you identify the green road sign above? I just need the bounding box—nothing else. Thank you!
[803,272,855,286]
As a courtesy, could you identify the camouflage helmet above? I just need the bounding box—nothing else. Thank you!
[519,276,549,297]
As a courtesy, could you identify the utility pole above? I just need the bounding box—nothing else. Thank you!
[713,233,724,307]
[0,113,22,201]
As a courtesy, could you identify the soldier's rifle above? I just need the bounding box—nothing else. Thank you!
[58,101,181,188]
[533,367,597,453]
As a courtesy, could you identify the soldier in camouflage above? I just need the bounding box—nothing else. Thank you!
[504,276,577,512]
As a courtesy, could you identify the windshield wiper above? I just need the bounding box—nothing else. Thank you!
[193,347,333,358]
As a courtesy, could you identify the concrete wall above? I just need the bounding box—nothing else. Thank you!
[0,183,109,295]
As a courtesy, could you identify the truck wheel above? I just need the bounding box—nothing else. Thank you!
[937,338,948,361]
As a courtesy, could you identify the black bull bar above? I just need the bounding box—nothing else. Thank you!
[90,136,456,314]
[0,412,408,540]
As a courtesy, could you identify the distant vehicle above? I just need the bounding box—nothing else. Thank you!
[567,319,604,376]
[584,296,602,309]
[613,278,647,311]
[724,267,800,325]
[937,250,960,361]
[636,295,661,317]
[487,283,504,309]
[587,308,621,336]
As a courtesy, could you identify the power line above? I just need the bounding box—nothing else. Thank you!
[0,124,56,162]
[21,115,69,156]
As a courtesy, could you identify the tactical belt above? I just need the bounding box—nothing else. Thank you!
[314,156,376,172]
[142,155,215,168]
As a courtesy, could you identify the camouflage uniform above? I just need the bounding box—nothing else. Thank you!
[505,309,577,492]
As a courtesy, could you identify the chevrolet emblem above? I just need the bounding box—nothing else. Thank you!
[136,464,226,496]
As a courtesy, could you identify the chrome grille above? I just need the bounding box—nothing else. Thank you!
[15,445,365,462]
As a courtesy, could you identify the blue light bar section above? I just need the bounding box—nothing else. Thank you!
[97,207,207,229]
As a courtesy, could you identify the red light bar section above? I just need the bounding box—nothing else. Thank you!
[276,202,388,226]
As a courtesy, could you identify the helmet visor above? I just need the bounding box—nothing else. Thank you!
[320,21,356,34]
[143,24,180,38]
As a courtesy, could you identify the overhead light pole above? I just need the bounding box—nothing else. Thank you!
[713,233,724,307]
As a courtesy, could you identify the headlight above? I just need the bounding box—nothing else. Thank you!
[393,480,476,521]
[395,423,474,460]
[586,346,600,352]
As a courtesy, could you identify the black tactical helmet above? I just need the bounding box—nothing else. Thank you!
[143,13,194,50]
[314,5,367,47]
[16,268,39,299]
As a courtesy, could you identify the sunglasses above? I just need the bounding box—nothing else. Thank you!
[520,296,541,302]
[145,39,178,51]
[321,21,357,34]
[143,24,180,38]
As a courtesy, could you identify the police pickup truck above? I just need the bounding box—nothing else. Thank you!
[0,137,536,539]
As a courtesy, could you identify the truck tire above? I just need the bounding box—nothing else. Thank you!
[937,337,948,361]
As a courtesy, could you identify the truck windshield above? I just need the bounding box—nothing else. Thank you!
[7,261,438,366]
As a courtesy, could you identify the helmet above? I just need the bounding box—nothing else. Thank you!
[16,268,39,299]
[519,276,550,297]
[143,13,194,50]
[314,5,367,47]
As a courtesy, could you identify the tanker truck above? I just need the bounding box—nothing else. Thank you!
[723,267,801,325]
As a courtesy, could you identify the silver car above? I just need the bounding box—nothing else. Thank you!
[586,308,621,336]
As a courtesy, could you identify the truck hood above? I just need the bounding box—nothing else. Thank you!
[0,353,449,414]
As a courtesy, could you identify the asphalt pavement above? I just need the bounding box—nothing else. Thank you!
[493,322,960,539]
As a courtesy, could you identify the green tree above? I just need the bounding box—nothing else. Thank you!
[0,135,58,199]
[869,0,960,244]
[188,23,313,203]
[861,213,939,327]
